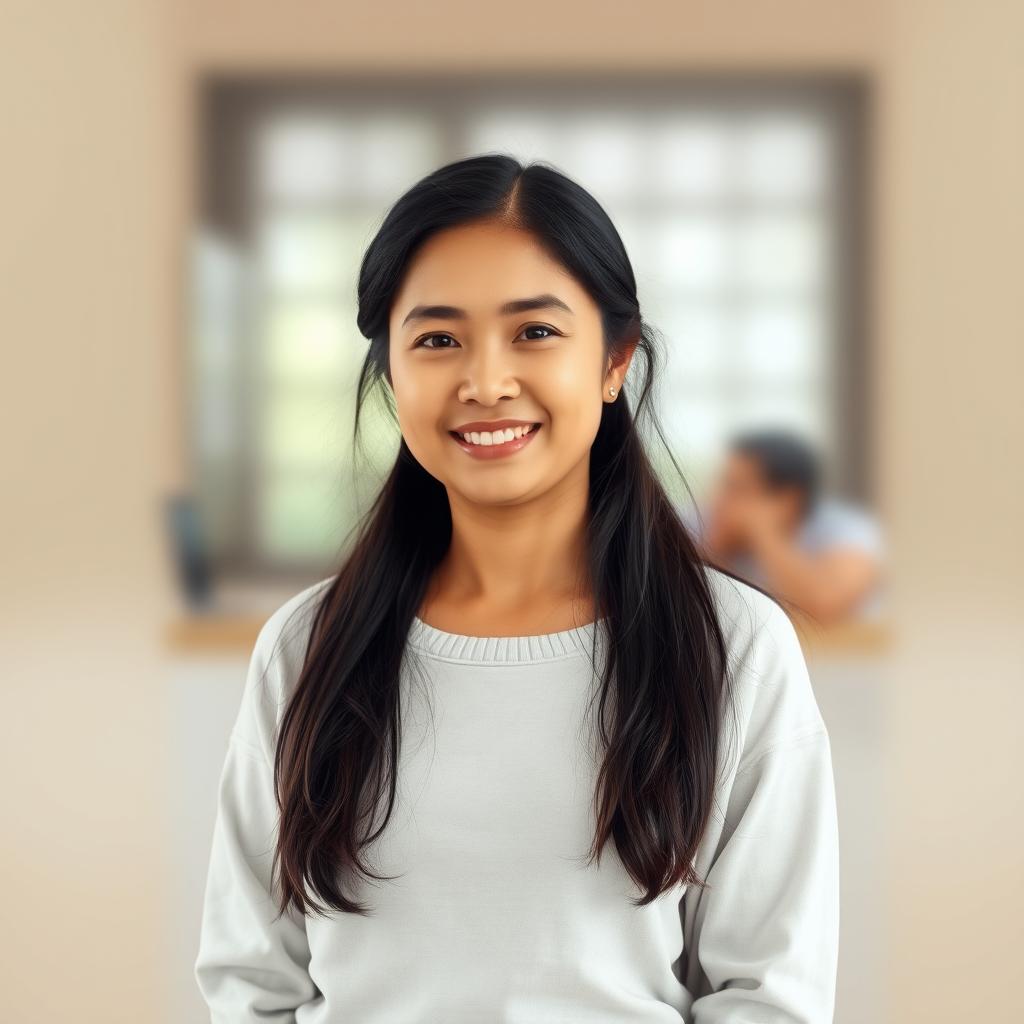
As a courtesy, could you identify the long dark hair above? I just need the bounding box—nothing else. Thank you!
[267,153,776,920]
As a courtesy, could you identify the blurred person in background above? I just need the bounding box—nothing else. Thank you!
[684,429,885,626]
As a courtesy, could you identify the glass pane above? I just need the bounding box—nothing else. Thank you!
[257,209,376,293]
[261,384,353,470]
[652,215,733,293]
[735,211,826,294]
[349,113,443,200]
[658,299,729,383]
[258,110,442,202]
[729,387,824,439]
[734,112,829,200]
[735,301,825,384]
[263,299,362,383]
[648,114,735,199]
[257,114,355,201]
[463,111,561,165]
[258,469,350,561]
[549,113,645,200]
[190,230,244,460]
[663,393,725,464]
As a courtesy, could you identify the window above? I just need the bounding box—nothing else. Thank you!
[191,74,869,576]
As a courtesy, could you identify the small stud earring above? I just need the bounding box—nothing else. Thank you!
[608,387,616,396]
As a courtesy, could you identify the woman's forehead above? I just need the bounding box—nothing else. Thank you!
[399,222,572,287]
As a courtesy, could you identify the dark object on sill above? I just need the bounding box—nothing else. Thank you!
[164,493,213,611]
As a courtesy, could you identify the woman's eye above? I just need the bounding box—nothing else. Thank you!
[416,326,558,349]
[520,325,558,340]
[417,334,459,350]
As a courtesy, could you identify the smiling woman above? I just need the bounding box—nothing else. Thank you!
[194,154,840,1023]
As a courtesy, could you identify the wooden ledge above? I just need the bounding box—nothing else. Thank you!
[790,615,894,657]
[166,612,893,659]
[165,615,267,655]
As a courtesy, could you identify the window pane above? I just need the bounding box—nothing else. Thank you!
[263,299,361,383]
[257,209,376,294]
[735,210,826,294]
[463,111,561,164]
[652,216,733,294]
[262,385,352,470]
[730,387,824,440]
[190,230,244,460]
[348,113,444,200]
[258,110,443,203]
[548,113,646,200]
[734,112,829,200]
[648,114,735,199]
[662,393,725,464]
[657,299,729,384]
[735,301,826,384]
[258,469,349,561]
[257,114,354,201]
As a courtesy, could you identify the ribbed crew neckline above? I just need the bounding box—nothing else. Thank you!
[407,614,606,663]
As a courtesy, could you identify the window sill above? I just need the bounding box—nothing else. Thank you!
[165,611,893,659]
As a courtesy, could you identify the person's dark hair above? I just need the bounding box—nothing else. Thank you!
[267,153,779,920]
[730,428,823,519]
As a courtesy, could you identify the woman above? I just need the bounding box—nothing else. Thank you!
[194,154,840,1023]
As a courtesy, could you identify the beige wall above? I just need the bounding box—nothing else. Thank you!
[1,1,1020,1020]
[174,0,880,68]
[1,0,179,1018]
[876,1,1024,1020]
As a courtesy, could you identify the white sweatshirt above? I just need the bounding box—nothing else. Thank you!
[194,567,840,1023]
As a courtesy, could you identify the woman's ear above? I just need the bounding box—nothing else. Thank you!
[604,335,638,393]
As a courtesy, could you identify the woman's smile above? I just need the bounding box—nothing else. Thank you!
[448,422,542,460]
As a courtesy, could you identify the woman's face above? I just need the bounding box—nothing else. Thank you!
[388,219,627,507]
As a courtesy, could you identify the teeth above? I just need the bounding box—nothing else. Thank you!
[459,424,537,446]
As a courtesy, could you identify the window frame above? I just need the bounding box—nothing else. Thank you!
[195,71,871,580]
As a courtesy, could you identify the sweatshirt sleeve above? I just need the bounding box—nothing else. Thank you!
[194,611,321,1022]
[680,593,841,1024]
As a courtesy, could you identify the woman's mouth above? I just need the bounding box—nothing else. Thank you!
[448,422,542,460]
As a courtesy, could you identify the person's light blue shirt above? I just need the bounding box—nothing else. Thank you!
[680,496,887,621]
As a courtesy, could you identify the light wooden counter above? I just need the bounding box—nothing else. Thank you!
[166,611,893,659]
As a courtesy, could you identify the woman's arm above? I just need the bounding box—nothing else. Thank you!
[194,618,321,1022]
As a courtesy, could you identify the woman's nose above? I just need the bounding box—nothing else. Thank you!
[459,346,520,403]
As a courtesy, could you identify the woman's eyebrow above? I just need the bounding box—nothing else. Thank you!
[400,294,574,328]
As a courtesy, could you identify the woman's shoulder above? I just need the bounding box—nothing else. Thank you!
[701,565,828,777]
[232,575,336,759]
[702,564,797,664]
[254,574,336,672]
